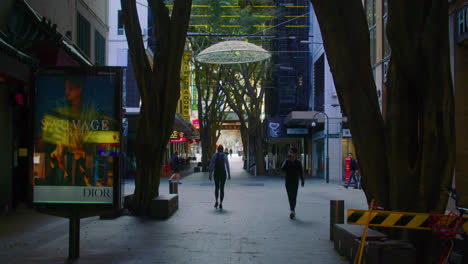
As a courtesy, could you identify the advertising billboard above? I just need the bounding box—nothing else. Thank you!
[33,67,122,206]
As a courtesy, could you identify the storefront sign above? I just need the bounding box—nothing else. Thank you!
[193,119,199,129]
[192,75,198,110]
[342,129,352,137]
[18,148,28,157]
[266,117,286,138]
[328,133,340,138]
[287,128,308,135]
[33,68,121,205]
[170,137,187,143]
[456,4,468,44]
[170,131,182,140]
[181,51,191,119]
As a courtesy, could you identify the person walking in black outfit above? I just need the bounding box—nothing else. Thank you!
[168,151,181,184]
[345,153,359,189]
[209,145,231,209]
[281,147,304,219]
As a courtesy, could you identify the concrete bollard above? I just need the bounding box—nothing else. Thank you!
[330,200,345,240]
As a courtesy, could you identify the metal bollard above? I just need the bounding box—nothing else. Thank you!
[330,200,344,240]
[169,182,178,194]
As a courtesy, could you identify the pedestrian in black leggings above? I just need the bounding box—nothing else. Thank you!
[344,153,359,189]
[209,145,231,209]
[281,147,304,219]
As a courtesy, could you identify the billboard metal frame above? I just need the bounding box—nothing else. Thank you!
[32,66,123,218]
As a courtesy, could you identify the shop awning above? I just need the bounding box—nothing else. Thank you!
[283,111,327,126]
[2,0,93,67]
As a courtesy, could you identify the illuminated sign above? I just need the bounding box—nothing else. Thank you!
[33,69,121,204]
[170,131,182,140]
[181,51,191,119]
[170,137,187,143]
[287,128,308,135]
[193,119,199,129]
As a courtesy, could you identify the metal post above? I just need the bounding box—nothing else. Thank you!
[330,200,345,240]
[326,115,329,183]
[69,207,80,259]
[312,112,330,183]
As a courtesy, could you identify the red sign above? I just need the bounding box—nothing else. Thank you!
[193,119,200,129]
[170,137,187,143]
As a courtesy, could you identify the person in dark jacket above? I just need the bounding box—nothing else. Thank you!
[209,145,231,209]
[281,147,304,219]
[345,153,359,189]
[168,152,181,184]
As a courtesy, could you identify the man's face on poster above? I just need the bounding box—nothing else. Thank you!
[65,80,82,102]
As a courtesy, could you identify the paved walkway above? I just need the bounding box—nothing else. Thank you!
[0,156,367,263]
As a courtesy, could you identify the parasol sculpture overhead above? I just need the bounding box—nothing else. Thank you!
[195,40,271,64]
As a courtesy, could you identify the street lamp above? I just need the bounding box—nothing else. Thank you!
[311,112,329,183]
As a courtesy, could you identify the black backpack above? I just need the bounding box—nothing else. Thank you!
[214,153,225,173]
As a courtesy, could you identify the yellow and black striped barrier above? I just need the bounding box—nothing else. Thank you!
[347,209,468,232]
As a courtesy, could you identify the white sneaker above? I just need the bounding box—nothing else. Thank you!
[290,211,295,219]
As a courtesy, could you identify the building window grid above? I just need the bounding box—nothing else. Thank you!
[369,25,377,65]
[382,0,391,59]
[118,10,124,35]
[95,31,106,65]
[77,12,90,57]
[365,0,377,66]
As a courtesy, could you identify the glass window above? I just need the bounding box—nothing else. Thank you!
[369,26,377,65]
[365,0,376,27]
[95,31,106,65]
[77,12,90,57]
[383,17,390,59]
[118,10,124,35]
[382,0,390,59]
[383,0,388,17]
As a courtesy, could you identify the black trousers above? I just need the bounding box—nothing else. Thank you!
[285,182,299,211]
[214,174,227,202]
[346,170,358,188]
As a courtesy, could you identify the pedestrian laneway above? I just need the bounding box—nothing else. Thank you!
[0,156,368,263]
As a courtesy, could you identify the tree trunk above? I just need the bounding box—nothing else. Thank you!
[386,0,454,214]
[200,123,212,171]
[122,0,192,215]
[252,120,266,176]
[311,1,455,262]
[240,124,248,169]
[133,106,162,215]
[385,2,455,262]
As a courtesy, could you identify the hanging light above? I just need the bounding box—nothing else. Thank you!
[196,40,271,65]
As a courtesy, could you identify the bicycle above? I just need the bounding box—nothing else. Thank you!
[446,185,467,240]
[430,185,467,264]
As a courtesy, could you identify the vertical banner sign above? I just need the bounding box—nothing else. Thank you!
[192,71,198,110]
[182,51,191,120]
[33,68,121,204]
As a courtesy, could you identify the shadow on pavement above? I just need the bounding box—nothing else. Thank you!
[209,208,233,215]
[291,218,315,227]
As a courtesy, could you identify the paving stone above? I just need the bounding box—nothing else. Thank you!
[0,156,368,263]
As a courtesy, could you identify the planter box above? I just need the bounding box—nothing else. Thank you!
[334,224,386,261]
[149,194,178,219]
[357,239,416,264]
[333,224,417,264]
